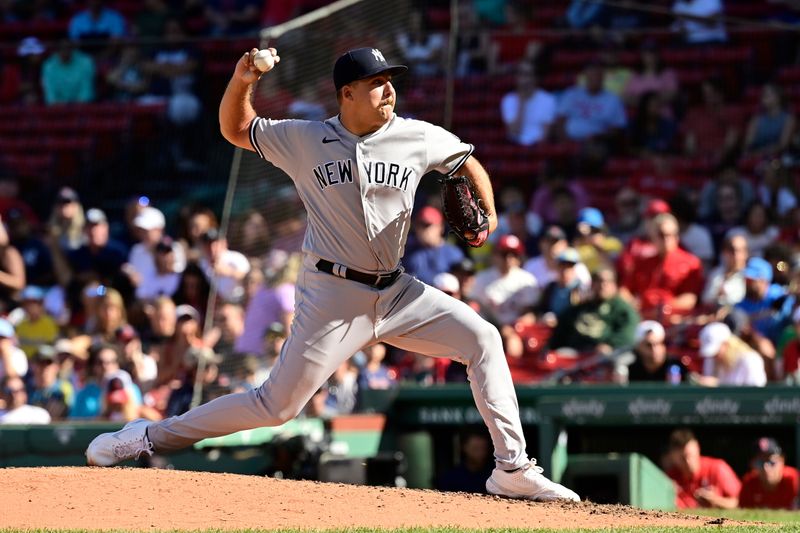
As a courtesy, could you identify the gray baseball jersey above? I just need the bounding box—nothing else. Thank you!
[249,115,473,272]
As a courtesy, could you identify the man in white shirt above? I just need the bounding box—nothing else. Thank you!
[524,225,591,289]
[199,229,251,302]
[500,62,556,146]
[126,206,186,289]
[0,375,51,425]
[469,235,538,357]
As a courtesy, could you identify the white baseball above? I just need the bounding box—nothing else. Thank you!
[253,49,274,72]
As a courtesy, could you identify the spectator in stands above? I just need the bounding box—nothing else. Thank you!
[236,251,297,355]
[164,342,221,417]
[126,206,184,290]
[779,307,800,383]
[197,228,250,302]
[153,305,203,395]
[549,267,638,354]
[617,198,671,284]
[554,62,627,170]
[16,36,46,104]
[106,44,150,102]
[437,429,494,494]
[671,0,727,44]
[454,2,491,77]
[529,165,589,228]
[209,301,244,358]
[556,63,627,142]
[664,428,740,509]
[744,84,796,157]
[140,295,176,361]
[728,203,779,258]
[396,9,446,77]
[620,213,704,318]
[574,207,622,274]
[736,257,794,344]
[630,91,678,156]
[701,179,749,251]
[357,342,396,390]
[740,437,800,510]
[489,187,541,256]
[115,324,158,393]
[626,320,688,382]
[228,210,269,260]
[320,358,359,417]
[610,187,642,245]
[696,322,768,386]
[500,61,556,146]
[0,319,27,380]
[70,341,104,419]
[15,286,59,360]
[46,187,85,253]
[6,208,52,287]
[624,41,679,107]
[0,375,51,425]
[577,45,632,98]
[535,247,589,324]
[205,0,261,36]
[88,287,128,344]
[142,18,202,168]
[524,225,591,289]
[469,235,539,357]
[67,208,128,287]
[667,192,714,267]
[758,158,797,221]
[682,80,743,165]
[404,206,464,286]
[172,263,211,320]
[28,345,73,420]
[702,233,748,308]
[41,40,95,104]
[136,235,181,300]
[178,206,218,263]
[68,0,127,42]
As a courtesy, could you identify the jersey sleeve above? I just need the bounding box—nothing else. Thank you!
[249,117,306,175]
[424,123,474,176]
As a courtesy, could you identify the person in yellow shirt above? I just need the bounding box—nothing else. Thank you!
[15,286,59,359]
[575,207,623,274]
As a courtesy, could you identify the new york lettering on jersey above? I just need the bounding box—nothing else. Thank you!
[312,159,354,189]
[363,160,414,191]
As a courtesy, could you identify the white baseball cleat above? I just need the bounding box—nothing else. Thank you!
[86,418,154,466]
[486,460,580,502]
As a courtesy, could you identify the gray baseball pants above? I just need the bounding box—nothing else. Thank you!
[148,254,529,469]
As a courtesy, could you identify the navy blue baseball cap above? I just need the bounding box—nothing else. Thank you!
[333,47,407,90]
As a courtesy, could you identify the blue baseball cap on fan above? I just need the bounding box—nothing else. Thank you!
[333,47,407,90]
[743,257,773,283]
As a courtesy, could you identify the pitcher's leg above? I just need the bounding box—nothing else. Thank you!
[138,262,377,454]
[378,276,527,469]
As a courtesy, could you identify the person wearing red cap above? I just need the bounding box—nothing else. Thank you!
[740,437,800,510]
[468,235,539,357]
[404,205,464,286]
[620,213,704,318]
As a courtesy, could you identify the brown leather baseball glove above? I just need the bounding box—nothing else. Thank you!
[440,175,489,247]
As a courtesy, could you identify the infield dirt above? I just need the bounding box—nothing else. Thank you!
[0,467,734,530]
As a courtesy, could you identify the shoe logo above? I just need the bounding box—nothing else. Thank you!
[322,137,340,144]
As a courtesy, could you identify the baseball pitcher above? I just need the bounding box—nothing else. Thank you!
[86,46,579,502]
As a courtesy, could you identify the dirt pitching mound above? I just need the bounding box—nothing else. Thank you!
[1,467,724,530]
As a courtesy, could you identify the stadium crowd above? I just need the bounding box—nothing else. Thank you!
[0,0,799,508]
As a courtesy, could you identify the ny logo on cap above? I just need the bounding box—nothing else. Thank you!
[371,48,385,63]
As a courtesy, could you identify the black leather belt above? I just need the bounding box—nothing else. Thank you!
[316,259,402,289]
